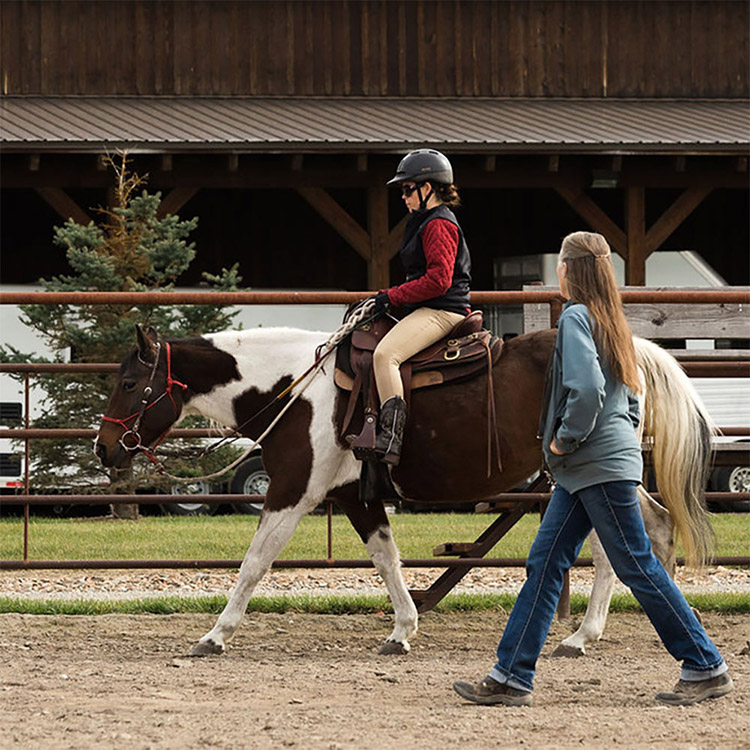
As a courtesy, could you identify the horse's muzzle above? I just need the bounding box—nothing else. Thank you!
[93,437,131,469]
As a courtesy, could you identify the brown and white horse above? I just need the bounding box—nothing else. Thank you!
[95,324,714,657]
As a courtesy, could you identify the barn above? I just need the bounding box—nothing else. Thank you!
[1,0,748,295]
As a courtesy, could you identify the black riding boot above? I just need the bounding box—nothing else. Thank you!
[374,396,407,466]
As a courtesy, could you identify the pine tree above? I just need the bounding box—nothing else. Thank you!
[1,153,242,517]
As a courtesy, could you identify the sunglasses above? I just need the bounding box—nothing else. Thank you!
[401,183,421,196]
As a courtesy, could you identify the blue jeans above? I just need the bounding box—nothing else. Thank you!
[490,481,727,692]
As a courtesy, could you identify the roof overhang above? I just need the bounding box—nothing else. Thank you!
[1,96,748,156]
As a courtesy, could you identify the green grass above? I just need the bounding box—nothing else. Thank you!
[1,511,748,561]
[1,591,748,616]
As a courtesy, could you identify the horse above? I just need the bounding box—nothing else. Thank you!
[94,322,714,658]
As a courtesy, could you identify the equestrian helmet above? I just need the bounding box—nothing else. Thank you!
[386,149,454,186]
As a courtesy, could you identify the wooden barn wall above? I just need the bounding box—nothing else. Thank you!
[2,0,747,98]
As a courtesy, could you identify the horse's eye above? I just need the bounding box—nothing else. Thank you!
[122,380,137,393]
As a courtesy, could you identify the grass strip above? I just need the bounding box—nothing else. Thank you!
[1,591,748,616]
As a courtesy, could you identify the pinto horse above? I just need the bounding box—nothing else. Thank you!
[95,324,714,658]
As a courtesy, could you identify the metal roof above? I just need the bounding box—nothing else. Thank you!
[1,97,748,154]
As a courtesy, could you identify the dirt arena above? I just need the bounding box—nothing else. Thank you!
[1,610,748,749]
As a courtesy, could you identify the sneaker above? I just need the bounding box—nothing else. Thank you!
[453,676,532,706]
[655,672,734,706]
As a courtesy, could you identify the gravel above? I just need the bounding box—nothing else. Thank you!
[1,565,749,601]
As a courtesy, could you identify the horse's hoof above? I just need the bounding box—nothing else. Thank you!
[379,640,409,655]
[189,639,224,657]
[551,643,585,658]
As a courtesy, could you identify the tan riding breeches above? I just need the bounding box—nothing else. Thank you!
[373,306,465,404]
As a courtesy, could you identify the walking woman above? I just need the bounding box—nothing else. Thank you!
[367,149,472,465]
[453,231,733,707]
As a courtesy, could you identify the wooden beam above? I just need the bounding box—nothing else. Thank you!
[34,187,92,225]
[645,187,712,254]
[554,185,628,258]
[625,187,646,286]
[367,187,390,290]
[297,187,371,260]
[156,187,199,218]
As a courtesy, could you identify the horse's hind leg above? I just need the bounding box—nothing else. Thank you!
[332,481,418,655]
[552,530,614,657]
[191,498,316,656]
[552,485,675,657]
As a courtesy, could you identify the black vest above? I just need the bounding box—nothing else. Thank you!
[399,204,472,314]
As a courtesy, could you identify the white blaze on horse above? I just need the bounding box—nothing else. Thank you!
[95,321,714,658]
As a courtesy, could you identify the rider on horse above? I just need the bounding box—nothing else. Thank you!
[368,149,473,465]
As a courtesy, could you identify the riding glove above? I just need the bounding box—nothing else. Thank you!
[371,291,390,315]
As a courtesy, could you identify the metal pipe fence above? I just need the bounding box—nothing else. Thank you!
[1,289,748,575]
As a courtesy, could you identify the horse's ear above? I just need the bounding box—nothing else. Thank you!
[135,324,159,363]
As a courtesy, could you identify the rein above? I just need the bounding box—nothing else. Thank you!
[100,300,377,483]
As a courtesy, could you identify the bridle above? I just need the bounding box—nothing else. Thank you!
[97,300,378,482]
[100,341,188,465]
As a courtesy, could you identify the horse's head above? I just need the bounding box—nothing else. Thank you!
[94,325,188,469]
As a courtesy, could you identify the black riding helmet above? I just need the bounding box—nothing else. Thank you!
[386,149,453,187]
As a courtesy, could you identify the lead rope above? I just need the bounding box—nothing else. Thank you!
[157,300,377,483]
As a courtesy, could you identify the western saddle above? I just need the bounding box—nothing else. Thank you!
[334,310,504,460]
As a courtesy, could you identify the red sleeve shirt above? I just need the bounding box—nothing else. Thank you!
[386,218,459,307]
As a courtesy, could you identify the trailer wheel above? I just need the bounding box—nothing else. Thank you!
[710,465,750,512]
[161,480,218,516]
[231,455,268,515]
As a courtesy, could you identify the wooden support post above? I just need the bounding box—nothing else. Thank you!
[625,187,646,286]
[367,187,391,290]
[28,154,40,172]
[34,187,92,225]
[156,187,199,219]
[547,155,559,173]
[161,154,173,172]
[484,155,496,172]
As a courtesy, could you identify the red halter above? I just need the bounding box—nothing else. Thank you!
[100,341,188,464]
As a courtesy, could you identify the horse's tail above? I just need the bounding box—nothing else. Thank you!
[634,337,715,567]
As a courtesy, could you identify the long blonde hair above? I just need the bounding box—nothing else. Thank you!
[560,232,641,392]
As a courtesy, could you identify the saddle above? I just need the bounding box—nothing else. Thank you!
[334,310,504,466]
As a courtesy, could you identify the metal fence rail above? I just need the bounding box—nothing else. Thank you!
[1,289,748,592]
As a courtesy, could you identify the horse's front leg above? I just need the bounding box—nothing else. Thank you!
[191,496,317,656]
[331,481,418,655]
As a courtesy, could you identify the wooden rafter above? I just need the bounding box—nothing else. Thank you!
[645,187,713,254]
[554,185,628,258]
[297,187,371,260]
[34,187,92,225]
[156,187,199,219]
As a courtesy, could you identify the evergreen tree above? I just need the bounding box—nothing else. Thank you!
[1,153,242,515]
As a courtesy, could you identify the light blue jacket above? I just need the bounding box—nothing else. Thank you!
[540,301,643,493]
